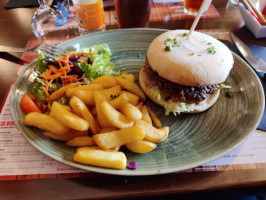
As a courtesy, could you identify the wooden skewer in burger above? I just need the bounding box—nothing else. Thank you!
[139,0,234,115]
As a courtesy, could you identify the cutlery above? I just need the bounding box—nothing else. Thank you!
[0,43,66,59]
[231,33,266,74]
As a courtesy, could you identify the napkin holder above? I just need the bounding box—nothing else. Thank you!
[238,4,266,38]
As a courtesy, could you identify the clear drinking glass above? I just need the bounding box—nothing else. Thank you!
[31,0,69,42]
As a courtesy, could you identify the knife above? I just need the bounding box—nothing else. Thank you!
[231,33,266,74]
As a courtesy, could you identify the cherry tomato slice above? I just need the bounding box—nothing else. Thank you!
[20,93,42,114]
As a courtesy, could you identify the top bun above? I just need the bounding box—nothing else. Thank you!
[147,30,234,87]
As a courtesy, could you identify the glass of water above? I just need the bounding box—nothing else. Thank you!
[31,0,70,43]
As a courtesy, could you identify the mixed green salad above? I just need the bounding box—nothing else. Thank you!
[20,44,120,114]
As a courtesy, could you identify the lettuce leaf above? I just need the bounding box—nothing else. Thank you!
[34,51,48,73]
[80,44,119,80]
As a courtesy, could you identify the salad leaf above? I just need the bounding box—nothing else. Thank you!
[35,51,48,73]
[218,84,231,89]
[32,81,46,103]
[80,44,119,80]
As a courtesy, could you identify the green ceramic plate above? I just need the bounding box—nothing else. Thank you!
[10,29,265,176]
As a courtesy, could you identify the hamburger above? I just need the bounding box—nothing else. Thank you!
[139,30,234,115]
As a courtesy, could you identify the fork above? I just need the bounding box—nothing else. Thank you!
[0,43,67,59]
[39,43,67,59]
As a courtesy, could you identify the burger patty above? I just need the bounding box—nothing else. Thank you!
[143,62,221,104]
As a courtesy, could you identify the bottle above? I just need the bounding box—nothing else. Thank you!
[72,0,106,35]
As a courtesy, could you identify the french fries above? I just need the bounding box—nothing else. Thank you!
[119,103,142,121]
[100,85,121,101]
[120,72,135,82]
[72,90,95,107]
[115,76,146,101]
[93,126,145,149]
[93,90,113,128]
[74,147,127,170]
[66,83,104,98]
[50,102,89,131]
[69,96,100,134]
[125,140,157,154]
[109,93,129,109]
[135,120,169,143]
[49,82,82,102]
[23,72,169,170]
[91,75,117,88]
[141,105,152,124]
[99,100,134,129]
[120,91,139,106]
[24,112,70,135]
[146,103,162,128]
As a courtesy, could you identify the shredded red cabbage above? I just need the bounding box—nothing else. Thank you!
[126,161,137,170]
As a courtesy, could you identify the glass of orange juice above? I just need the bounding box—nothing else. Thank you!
[72,0,105,35]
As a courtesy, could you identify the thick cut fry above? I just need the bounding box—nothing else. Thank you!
[99,100,134,129]
[48,82,82,102]
[72,90,94,107]
[120,91,139,105]
[135,120,169,143]
[100,85,121,101]
[141,105,152,124]
[73,147,126,170]
[125,140,157,153]
[91,75,117,88]
[50,102,89,131]
[66,136,95,147]
[109,93,129,109]
[93,126,145,149]
[23,112,70,135]
[115,76,146,101]
[69,96,100,134]
[93,91,113,128]
[119,103,142,121]
[66,84,104,97]
[120,72,135,82]
[44,130,88,141]
[146,104,162,128]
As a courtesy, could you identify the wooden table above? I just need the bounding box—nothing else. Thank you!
[0,0,266,199]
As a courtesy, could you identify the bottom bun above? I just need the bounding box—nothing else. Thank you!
[139,66,220,114]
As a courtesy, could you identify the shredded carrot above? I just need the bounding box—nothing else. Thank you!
[41,52,95,106]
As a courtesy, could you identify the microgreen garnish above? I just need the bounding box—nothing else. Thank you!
[190,52,195,56]
[207,42,212,45]
[164,37,181,51]
[165,44,172,51]
[182,33,188,37]
[173,38,181,47]
[165,37,172,42]
[207,46,216,54]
